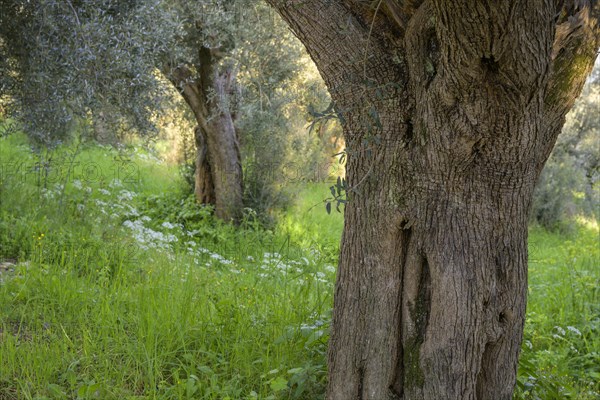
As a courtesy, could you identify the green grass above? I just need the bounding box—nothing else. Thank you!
[0,133,598,399]
[0,133,332,400]
[517,224,599,399]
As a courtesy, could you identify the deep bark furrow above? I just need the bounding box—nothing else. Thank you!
[391,224,412,398]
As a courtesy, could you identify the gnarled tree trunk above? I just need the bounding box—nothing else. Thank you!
[169,47,243,223]
[268,0,599,398]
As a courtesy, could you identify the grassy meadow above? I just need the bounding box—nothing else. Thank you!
[0,133,598,399]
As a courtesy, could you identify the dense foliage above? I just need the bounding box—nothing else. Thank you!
[0,0,173,145]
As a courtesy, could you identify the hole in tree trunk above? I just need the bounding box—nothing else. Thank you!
[498,312,507,324]
[481,56,500,74]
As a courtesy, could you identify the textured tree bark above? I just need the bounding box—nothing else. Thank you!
[267,0,599,398]
[168,47,243,223]
[193,125,215,205]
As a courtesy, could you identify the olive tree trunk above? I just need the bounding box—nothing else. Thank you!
[267,0,599,398]
[169,47,243,223]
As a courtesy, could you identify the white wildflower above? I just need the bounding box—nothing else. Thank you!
[567,326,582,336]
[162,221,176,229]
[41,188,55,199]
[118,190,137,202]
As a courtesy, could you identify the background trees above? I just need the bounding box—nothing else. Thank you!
[160,0,320,222]
[0,0,335,223]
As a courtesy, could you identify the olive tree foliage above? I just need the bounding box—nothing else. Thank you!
[0,0,177,145]
[532,60,600,230]
[235,17,334,216]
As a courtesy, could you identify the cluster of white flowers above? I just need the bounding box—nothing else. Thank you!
[62,174,333,284]
[552,325,582,340]
[182,239,238,268]
[209,252,234,266]
[40,183,65,199]
[324,264,336,273]
[92,193,139,218]
[122,219,178,251]
[41,187,57,199]
[117,189,137,202]
[248,251,334,286]
[257,252,301,276]
[259,252,300,275]
[161,221,182,230]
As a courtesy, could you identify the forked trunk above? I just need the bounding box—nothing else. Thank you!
[268,0,599,398]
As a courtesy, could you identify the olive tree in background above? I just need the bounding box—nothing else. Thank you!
[266,1,600,399]
[162,0,312,223]
[0,0,325,223]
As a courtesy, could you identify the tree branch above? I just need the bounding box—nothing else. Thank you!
[267,1,410,142]
[343,0,423,35]
[265,0,389,98]
[545,1,600,117]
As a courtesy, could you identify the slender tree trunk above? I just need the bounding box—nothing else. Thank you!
[168,47,243,223]
[268,0,599,398]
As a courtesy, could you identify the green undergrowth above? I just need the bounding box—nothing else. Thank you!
[516,223,599,399]
[0,132,598,399]
[0,133,332,400]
